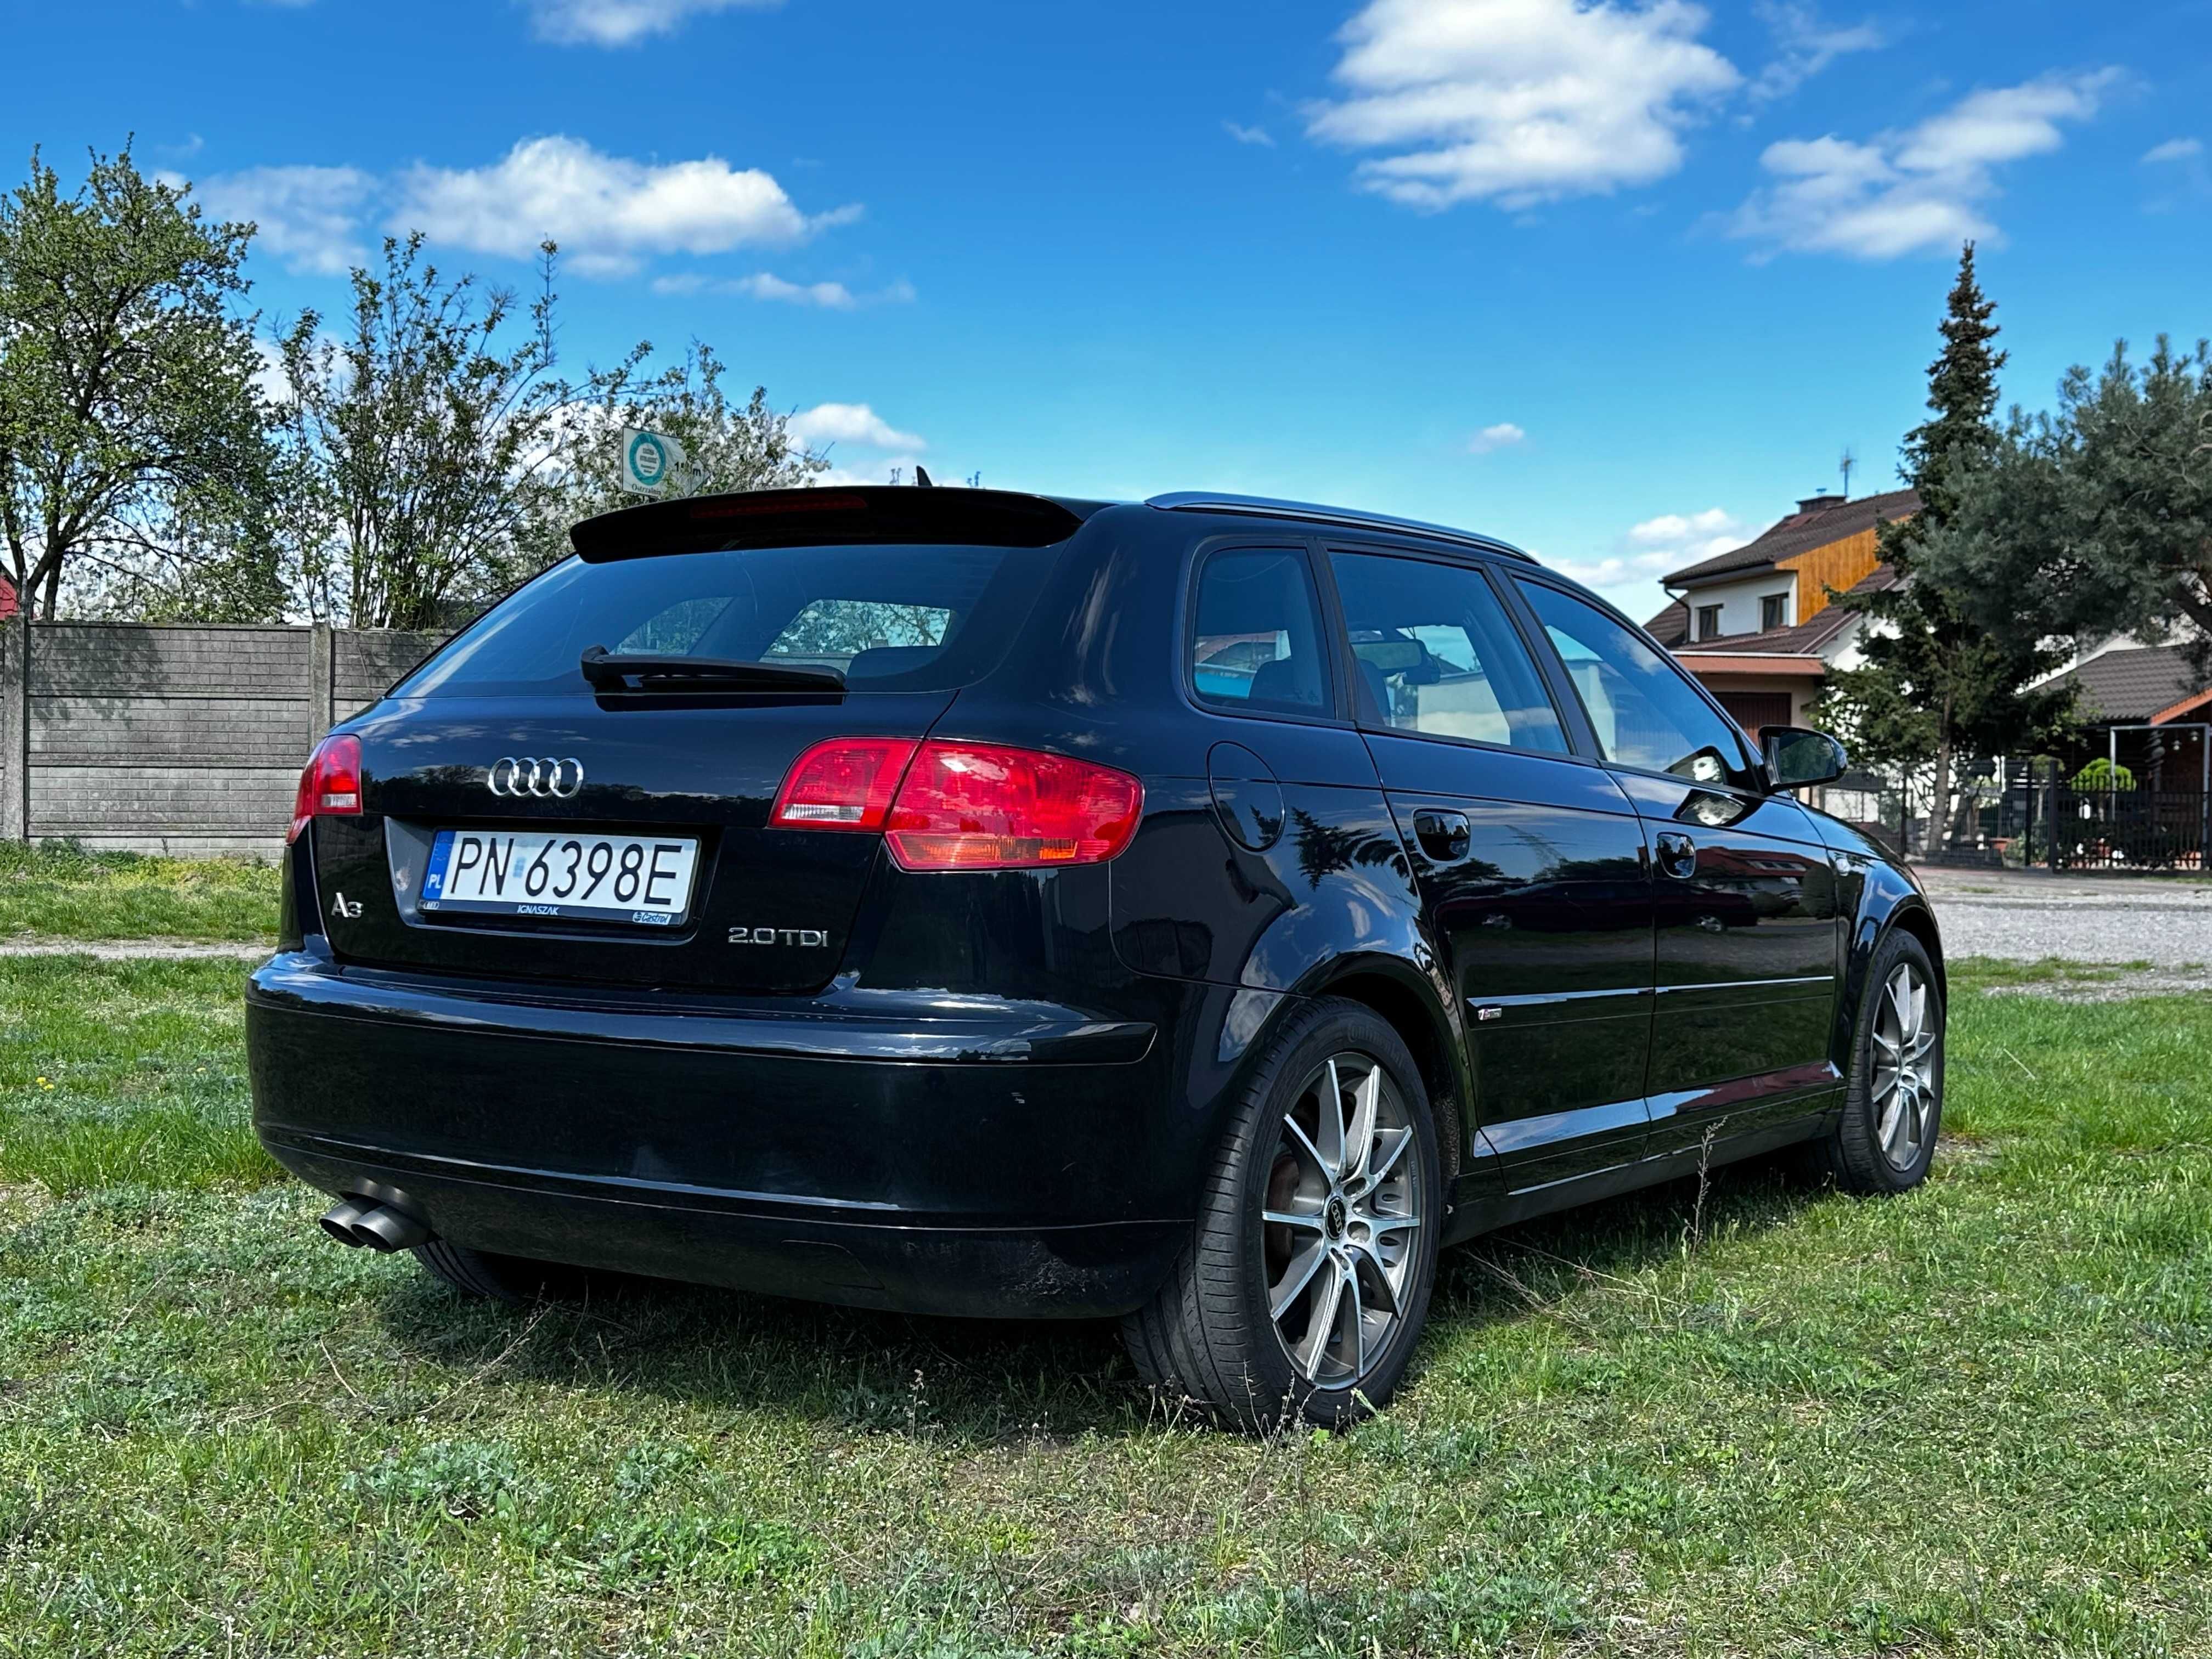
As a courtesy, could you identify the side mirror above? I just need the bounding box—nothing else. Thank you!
[1761,726,1848,791]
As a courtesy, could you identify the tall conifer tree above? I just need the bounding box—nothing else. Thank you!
[1815,244,2074,850]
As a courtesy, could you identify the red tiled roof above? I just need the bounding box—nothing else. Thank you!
[1664,488,1920,588]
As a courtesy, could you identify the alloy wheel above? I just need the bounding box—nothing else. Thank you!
[1871,963,1939,1170]
[1261,1051,1425,1390]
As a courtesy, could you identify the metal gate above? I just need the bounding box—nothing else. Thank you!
[1988,757,2211,873]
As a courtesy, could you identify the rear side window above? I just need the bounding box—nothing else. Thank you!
[1329,551,1568,754]
[1515,580,1753,785]
[1190,549,1332,716]
[396,544,1047,698]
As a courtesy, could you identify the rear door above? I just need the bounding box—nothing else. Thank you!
[308,533,1058,993]
[1509,579,1844,1149]
[1325,548,1658,1195]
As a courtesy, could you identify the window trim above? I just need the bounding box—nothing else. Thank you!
[1318,541,1584,764]
[1508,571,1768,794]
[1179,539,1349,729]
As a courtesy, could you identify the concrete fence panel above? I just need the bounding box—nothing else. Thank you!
[3,622,449,857]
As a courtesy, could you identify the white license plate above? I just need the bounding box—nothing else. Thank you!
[421,830,700,926]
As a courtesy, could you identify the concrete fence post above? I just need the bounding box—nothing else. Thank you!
[4,610,27,844]
[307,622,335,743]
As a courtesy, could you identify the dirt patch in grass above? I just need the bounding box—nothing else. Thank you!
[1960,954,2212,1003]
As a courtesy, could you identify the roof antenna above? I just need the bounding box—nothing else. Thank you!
[915,466,934,488]
[1839,445,1857,501]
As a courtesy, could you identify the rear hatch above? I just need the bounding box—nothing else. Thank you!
[303,488,1084,994]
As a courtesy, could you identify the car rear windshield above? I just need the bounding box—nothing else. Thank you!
[394,543,1055,698]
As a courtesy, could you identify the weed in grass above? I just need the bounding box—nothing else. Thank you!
[0,958,275,1193]
[0,839,276,942]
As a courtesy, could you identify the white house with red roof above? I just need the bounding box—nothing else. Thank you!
[1645,488,1920,735]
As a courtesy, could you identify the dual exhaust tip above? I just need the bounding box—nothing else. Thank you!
[319,1184,433,1252]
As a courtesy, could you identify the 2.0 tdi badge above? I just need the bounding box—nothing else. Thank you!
[729,926,830,947]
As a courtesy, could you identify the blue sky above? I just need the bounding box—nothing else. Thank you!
[6,0,2210,622]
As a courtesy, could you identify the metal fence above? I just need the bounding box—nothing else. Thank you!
[2012,765,2210,872]
[1809,756,2210,873]
[1912,757,2210,873]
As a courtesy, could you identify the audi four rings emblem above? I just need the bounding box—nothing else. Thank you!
[487,757,586,799]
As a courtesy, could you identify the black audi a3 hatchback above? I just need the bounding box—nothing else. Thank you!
[249,486,1946,1426]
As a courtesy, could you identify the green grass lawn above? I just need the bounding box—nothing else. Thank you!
[0,842,279,943]
[2,955,2209,1656]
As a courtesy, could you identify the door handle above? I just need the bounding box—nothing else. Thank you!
[1413,809,1472,862]
[1655,831,1698,881]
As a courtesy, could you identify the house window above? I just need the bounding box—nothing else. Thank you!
[1760,593,1788,631]
[1695,604,1724,642]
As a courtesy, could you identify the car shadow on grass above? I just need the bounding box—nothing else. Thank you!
[365,1154,1827,1443]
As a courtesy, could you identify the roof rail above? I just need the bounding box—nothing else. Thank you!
[1144,492,1534,563]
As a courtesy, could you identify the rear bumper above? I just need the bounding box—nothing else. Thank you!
[247,951,1187,1318]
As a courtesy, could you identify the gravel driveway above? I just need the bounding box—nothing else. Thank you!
[1915,866,2212,972]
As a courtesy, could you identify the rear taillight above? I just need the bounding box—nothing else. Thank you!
[770,737,922,831]
[887,742,1142,870]
[289,735,363,844]
[770,738,1144,870]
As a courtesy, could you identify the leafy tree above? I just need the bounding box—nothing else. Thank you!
[507,337,824,584]
[0,144,272,620]
[1813,244,2075,848]
[1924,338,2212,657]
[272,233,567,628]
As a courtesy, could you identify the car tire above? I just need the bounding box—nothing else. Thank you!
[1816,927,1944,1194]
[411,1238,594,1304]
[1122,997,1443,1431]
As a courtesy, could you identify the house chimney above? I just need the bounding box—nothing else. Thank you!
[1797,492,1847,515]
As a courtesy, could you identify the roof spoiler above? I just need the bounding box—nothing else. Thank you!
[569,487,1096,562]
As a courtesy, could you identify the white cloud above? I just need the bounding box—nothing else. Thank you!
[1306,0,1740,211]
[187,163,376,275]
[788,402,937,486]
[1747,0,1882,103]
[249,337,292,403]
[1223,121,1277,148]
[787,403,926,454]
[2144,137,2204,165]
[1466,422,1526,454]
[396,137,855,278]
[1726,70,2119,258]
[189,138,857,284]
[1541,504,1748,613]
[1628,506,1740,549]
[651,272,914,308]
[523,0,779,47]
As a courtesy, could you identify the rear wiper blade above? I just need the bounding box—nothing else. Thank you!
[579,645,846,693]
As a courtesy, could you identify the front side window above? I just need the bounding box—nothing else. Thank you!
[1329,551,1568,753]
[1190,549,1331,716]
[1516,580,1753,786]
